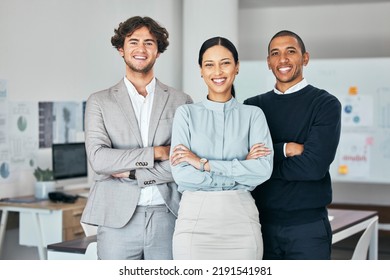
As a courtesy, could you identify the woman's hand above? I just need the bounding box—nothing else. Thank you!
[246,143,271,160]
[170,144,203,169]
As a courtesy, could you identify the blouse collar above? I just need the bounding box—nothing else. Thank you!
[202,96,237,112]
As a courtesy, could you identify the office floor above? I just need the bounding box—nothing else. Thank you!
[0,228,38,259]
[2,227,390,260]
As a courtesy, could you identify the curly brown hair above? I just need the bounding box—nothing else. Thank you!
[111,16,169,53]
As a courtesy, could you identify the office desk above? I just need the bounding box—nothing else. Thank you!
[47,235,97,260]
[0,192,87,260]
[46,208,379,260]
[329,208,378,260]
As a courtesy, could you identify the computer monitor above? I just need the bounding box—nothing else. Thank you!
[52,142,88,188]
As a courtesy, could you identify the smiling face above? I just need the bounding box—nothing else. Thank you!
[200,45,239,102]
[119,26,160,77]
[267,35,309,93]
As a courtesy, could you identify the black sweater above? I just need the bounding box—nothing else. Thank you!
[244,85,341,226]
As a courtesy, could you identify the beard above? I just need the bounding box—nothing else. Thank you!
[125,59,156,74]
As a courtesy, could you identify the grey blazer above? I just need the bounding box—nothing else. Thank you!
[81,79,193,228]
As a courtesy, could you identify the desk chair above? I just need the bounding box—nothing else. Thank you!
[80,222,98,237]
[351,217,378,260]
[79,222,98,260]
[84,242,98,260]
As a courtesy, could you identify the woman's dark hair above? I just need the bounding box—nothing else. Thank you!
[268,30,306,55]
[111,16,169,53]
[198,37,239,97]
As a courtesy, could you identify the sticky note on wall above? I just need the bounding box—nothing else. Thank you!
[349,86,358,95]
[338,164,349,175]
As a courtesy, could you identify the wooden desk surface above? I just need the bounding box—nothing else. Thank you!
[0,189,88,211]
[328,208,377,234]
[47,208,379,255]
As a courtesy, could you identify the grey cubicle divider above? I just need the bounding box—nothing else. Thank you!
[235,58,390,184]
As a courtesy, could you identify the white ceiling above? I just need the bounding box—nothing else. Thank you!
[239,0,390,9]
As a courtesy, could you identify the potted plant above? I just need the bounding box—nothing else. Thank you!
[33,167,56,199]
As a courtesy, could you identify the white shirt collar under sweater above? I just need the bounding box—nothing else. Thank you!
[273,78,308,95]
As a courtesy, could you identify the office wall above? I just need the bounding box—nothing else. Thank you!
[238,2,390,205]
[182,0,239,103]
[0,0,183,101]
[0,0,183,198]
[238,2,390,60]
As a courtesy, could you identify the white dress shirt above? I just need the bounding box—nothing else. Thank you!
[124,77,165,206]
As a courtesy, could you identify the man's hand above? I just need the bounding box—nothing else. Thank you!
[154,146,170,161]
[285,142,304,157]
[112,171,130,178]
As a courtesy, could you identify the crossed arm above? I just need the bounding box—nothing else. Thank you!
[170,143,271,172]
[112,146,170,178]
[113,143,272,178]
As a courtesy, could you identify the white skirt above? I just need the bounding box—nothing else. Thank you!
[173,190,263,260]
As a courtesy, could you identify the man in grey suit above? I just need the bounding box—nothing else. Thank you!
[81,16,193,260]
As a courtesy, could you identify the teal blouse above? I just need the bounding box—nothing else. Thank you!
[170,97,273,193]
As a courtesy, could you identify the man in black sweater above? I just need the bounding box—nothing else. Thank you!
[244,30,341,260]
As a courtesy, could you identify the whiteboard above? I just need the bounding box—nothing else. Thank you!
[235,58,390,184]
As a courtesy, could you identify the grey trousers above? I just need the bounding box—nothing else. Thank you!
[97,205,176,260]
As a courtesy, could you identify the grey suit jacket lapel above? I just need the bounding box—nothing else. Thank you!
[112,80,143,147]
[148,79,169,146]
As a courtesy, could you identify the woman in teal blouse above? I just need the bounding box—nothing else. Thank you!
[170,37,274,260]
